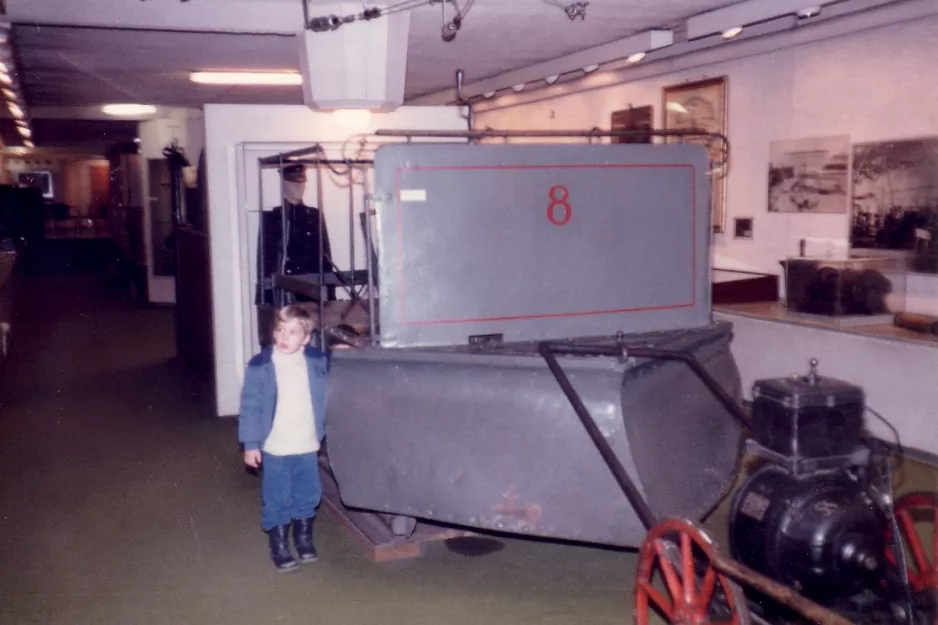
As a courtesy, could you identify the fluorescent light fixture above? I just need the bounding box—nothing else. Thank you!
[17,126,30,139]
[722,26,744,39]
[687,0,837,39]
[189,71,302,86]
[102,103,157,116]
[544,75,559,85]
[8,101,22,118]
[627,52,646,64]
[511,84,525,92]
[583,64,600,74]
[331,109,372,128]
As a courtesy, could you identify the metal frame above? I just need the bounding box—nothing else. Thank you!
[256,144,376,346]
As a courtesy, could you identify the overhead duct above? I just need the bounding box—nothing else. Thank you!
[298,2,411,111]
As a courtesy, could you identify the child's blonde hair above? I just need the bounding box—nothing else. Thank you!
[273,305,316,337]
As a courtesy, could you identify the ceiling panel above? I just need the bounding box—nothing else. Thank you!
[10,0,743,111]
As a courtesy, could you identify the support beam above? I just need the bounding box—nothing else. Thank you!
[4,0,304,34]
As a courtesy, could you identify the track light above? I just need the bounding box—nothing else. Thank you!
[583,64,600,74]
[797,6,821,18]
[483,91,497,99]
[545,75,559,85]
[627,52,646,64]
[511,84,525,92]
[721,26,743,39]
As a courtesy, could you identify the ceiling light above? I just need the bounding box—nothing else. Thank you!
[583,64,600,74]
[627,52,646,64]
[2,88,14,100]
[483,91,497,99]
[102,103,157,117]
[17,126,30,139]
[189,71,302,86]
[8,101,22,118]
[23,139,34,148]
[0,72,10,86]
[15,120,27,129]
[721,26,743,39]
[331,109,372,128]
[545,75,559,85]
[511,84,525,92]
[797,6,821,18]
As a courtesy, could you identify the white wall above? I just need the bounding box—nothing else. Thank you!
[717,310,938,458]
[205,104,468,417]
[475,12,938,300]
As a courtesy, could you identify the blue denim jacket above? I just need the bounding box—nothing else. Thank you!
[238,345,329,452]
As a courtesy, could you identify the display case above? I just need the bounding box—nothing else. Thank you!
[782,254,906,324]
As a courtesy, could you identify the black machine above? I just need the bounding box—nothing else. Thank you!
[538,340,934,625]
[729,359,932,624]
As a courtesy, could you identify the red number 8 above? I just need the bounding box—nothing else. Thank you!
[547,185,572,226]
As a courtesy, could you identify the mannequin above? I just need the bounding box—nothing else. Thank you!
[256,163,336,307]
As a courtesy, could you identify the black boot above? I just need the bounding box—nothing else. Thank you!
[292,517,318,563]
[267,525,298,572]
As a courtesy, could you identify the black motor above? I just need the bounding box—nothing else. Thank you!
[729,359,902,617]
[730,464,887,601]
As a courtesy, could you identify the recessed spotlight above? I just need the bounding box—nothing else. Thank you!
[583,64,600,74]
[797,6,821,18]
[545,75,560,85]
[102,103,157,117]
[721,26,743,39]
[511,84,525,92]
[189,71,302,86]
[627,52,646,64]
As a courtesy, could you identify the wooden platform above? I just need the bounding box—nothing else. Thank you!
[318,460,473,563]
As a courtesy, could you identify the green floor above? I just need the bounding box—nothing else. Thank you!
[1,269,934,625]
[0,271,637,624]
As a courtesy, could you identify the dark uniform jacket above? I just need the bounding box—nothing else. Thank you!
[256,202,335,305]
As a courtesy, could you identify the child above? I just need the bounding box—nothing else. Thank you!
[238,305,329,572]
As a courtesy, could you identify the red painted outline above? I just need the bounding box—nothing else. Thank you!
[394,163,696,326]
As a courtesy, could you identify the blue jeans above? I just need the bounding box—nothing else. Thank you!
[261,451,322,531]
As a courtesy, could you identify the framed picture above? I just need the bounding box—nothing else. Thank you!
[610,106,653,144]
[662,76,728,233]
[768,135,850,214]
[851,136,938,273]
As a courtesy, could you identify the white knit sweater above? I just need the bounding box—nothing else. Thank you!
[263,348,319,456]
